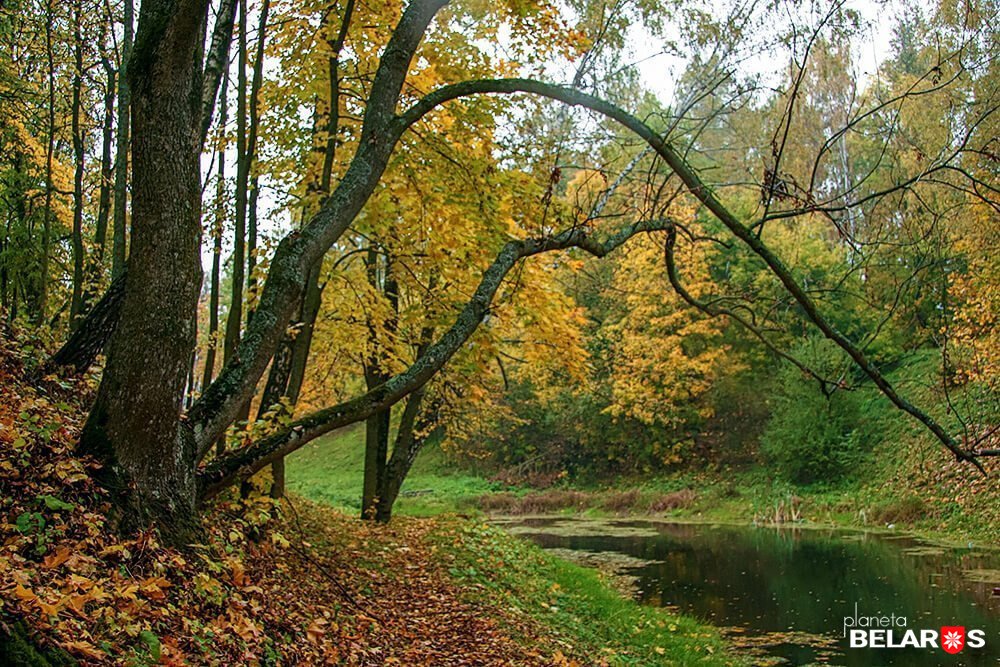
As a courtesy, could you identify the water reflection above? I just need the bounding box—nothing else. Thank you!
[502,518,1000,666]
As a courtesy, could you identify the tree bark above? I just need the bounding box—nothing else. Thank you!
[361,250,397,519]
[200,0,238,145]
[93,56,116,264]
[375,325,435,522]
[375,388,430,523]
[245,0,268,320]
[80,0,209,537]
[39,0,56,323]
[42,275,125,375]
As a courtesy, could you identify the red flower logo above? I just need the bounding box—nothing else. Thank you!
[941,626,965,654]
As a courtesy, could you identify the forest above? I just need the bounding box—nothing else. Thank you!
[0,0,998,664]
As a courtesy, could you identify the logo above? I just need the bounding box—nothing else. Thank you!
[941,627,965,655]
[843,604,986,654]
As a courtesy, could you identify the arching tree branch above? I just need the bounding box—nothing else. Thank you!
[396,77,986,469]
[196,219,675,500]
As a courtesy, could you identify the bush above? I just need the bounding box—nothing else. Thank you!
[648,489,697,512]
[760,339,885,485]
[869,495,927,525]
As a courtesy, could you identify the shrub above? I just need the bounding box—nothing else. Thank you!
[648,489,697,512]
[760,339,885,485]
[869,495,927,525]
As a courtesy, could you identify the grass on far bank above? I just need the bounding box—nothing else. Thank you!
[285,424,505,516]
[287,424,1000,550]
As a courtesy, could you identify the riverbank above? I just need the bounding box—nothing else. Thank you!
[287,427,1000,548]
[480,460,1000,548]
[0,352,742,665]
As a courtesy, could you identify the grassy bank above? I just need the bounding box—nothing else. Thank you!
[430,519,739,665]
[287,426,1000,548]
[285,425,504,516]
[285,429,744,665]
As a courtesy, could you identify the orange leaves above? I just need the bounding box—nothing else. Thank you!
[13,582,35,602]
[41,546,71,569]
[306,616,328,643]
[61,639,107,661]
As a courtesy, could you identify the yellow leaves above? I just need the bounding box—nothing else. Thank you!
[552,649,581,666]
[139,576,172,601]
[306,616,328,643]
[601,227,738,431]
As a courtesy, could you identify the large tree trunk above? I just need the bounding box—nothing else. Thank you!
[80,0,208,537]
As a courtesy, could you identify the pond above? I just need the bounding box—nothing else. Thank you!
[497,517,1000,666]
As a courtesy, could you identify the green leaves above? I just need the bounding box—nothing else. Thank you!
[39,494,75,511]
[137,630,161,661]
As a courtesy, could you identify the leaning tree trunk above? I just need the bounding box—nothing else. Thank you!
[374,388,429,523]
[80,0,208,538]
[42,274,125,375]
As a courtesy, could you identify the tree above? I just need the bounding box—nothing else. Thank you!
[34,0,994,538]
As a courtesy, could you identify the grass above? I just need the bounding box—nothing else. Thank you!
[285,425,506,516]
[429,518,743,666]
[286,428,745,665]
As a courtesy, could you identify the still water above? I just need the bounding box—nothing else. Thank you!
[501,518,1000,666]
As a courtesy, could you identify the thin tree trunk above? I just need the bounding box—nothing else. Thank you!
[375,388,430,523]
[93,54,116,264]
[69,0,86,330]
[80,0,209,538]
[200,0,238,145]
[223,0,248,369]
[245,0,268,320]
[39,0,56,323]
[361,251,397,520]
[202,69,228,395]
[111,0,133,280]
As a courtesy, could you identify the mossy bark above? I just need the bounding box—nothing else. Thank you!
[0,621,76,667]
